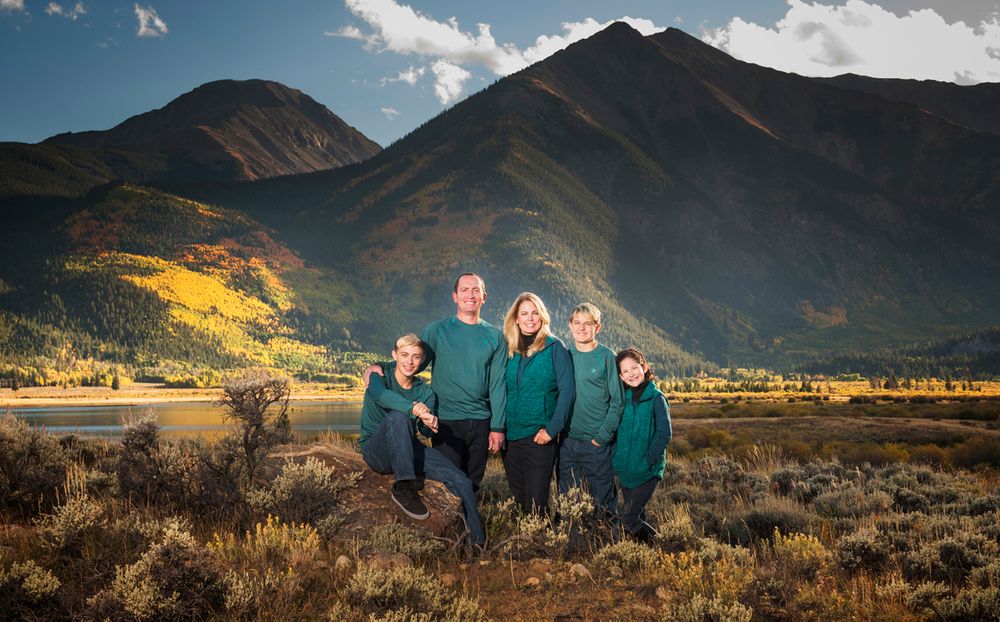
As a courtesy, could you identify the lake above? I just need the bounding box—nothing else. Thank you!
[9,401,364,438]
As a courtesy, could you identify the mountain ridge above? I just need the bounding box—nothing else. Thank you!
[43,79,381,182]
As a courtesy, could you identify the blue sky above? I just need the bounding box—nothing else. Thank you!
[2,0,999,147]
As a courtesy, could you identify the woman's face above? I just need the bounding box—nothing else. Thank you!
[515,300,542,336]
[618,356,646,388]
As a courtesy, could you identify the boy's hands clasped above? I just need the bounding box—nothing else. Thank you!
[412,401,438,433]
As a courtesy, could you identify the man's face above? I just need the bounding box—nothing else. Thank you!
[452,275,486,315]
[569,313,600,346]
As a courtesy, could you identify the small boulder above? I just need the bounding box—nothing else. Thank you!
[363,551,413,571]
[440,573,459,588]
[524,577,542,588]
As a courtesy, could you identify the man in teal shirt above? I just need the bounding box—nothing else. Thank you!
[367,273,507,492]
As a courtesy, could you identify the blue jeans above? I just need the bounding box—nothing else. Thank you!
[362,410,485,546]
[558,436,617,517]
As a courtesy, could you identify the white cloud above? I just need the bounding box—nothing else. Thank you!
[380,65,426,86]
[430,59,471,104]
[381,106,400,119]
[0,0,25,12]
[134,3,167,37]
[702,0,1000,84]
[46,2,86,20]
[336,0,667,104]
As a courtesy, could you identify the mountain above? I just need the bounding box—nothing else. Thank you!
[43,79,380,183]
[191,23,999,371]
[3,25,999,377]
[813,74,1000,137]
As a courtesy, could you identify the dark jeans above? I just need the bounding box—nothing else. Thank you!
[558,436,617,517]
[620,477,660,536]
[502,437,557,515]
[362,410,485,545]
[431,417,491,493]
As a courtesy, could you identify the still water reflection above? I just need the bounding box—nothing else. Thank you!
[9,401,364,438]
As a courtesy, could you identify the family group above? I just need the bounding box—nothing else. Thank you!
[358,273,672,548]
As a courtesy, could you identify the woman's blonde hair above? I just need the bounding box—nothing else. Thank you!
[503,292,551,358]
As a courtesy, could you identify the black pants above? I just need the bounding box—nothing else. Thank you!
[502,437,557,515]
[432,418,491,493]
[620,477,660,535]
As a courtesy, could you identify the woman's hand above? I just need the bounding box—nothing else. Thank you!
[534,429,552,445]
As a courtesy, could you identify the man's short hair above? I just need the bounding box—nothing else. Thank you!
[394,333,425,352]
[453,272,486,294]
[571,302,602,325]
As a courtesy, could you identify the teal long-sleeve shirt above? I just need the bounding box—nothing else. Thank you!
[566,343,625,445]
[419,316,508,431]
[359,362,437,449]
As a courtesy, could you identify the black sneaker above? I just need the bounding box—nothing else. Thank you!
[392,480,429,520]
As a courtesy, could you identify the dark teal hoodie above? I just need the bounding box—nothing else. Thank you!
[612,381,672,489]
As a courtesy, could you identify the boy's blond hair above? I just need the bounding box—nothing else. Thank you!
[571,302,602,325]
[394,333,424,352]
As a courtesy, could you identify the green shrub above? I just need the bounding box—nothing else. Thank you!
[36,494,104,553]
[0,413,70,516]
[593,541,661,574]
[0,560,62,619]
[722,495,814,546]
[813,488,892,518]
[347,564,487,622]
[246,457,362,539]
[364,523,446,561]
[661,593,752,622]
[836,528,890,572]
[86,522,226,621]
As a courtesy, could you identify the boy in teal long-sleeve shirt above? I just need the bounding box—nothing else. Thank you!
[558,303,625,518]
[360,333,485,546]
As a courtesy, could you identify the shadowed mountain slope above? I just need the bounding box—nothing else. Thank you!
[44,79,380,182]
[3,25,998,374]
[195,23,999,370]
[813,74,1000,137]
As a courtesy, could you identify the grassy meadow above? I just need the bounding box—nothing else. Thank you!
[1,377,999,621]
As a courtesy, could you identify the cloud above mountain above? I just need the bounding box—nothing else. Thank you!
[134,3,167,38]
[333,0,665,104]
[702,0,1000,84]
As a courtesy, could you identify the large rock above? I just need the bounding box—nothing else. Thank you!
[264,443,463,542]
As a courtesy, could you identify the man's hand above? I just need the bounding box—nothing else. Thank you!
[534,429,552,445]
[362,364,384,387]
[488,431,505,453]
[591,439,601,447]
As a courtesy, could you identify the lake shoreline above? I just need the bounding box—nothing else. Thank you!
[1,382,365,408]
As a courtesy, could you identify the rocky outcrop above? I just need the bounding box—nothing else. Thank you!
[264,443,464,542]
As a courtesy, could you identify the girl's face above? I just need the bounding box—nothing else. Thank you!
[618,356,646,388]
[515,300,542,336]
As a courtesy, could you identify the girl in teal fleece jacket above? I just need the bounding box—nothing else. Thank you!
[613,347,672,541]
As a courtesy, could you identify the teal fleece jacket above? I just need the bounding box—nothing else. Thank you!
[612,381,672,489]
[503,336,575,441]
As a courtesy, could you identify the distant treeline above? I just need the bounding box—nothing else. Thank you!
[794,328,1000,380]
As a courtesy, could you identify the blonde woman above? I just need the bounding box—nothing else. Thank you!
[500,292,575,515]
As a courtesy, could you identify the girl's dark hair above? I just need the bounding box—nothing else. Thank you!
[616,347,655,383]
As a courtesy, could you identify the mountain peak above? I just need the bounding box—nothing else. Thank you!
[45,79,380,181]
